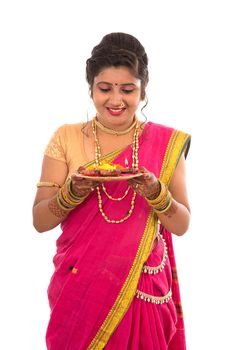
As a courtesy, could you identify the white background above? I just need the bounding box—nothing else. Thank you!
[0,0,234,349]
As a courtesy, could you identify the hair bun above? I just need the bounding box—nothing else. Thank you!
[86,32,149,99]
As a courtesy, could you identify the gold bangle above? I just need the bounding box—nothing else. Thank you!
[147,181,168,206]
[67,178,90,201]
[56,191,75,211]
[56,179,88,211]
[37,181,61,188]
[67,179,86,200]
[57,190,75,209]
[61,185,86,206]
[154,193,173,214]
[155,191,170,210]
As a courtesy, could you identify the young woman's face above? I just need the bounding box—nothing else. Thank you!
[92,66,142,129]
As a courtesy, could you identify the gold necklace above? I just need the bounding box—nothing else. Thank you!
[92,118,140,224]
[101,183,130,201]
[96,188,137,224]
[94,115,137,136]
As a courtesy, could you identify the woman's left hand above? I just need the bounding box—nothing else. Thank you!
[128,167,160,199]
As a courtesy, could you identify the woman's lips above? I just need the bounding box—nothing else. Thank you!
[107,107,126,116]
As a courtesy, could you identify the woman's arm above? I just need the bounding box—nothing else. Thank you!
[158,154,190,235]
[33,155,99,233]
[32,156,69,233]
[129,154,190,236]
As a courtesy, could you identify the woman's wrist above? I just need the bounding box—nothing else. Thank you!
[146,180,173,214]
[69,179,91,199]
[145,180,161,200]
[48,179,89,218]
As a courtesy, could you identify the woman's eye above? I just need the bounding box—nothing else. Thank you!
[99,88,111,93]
[122,89,134,94]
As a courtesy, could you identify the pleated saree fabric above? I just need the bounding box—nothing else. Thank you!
[46,122,191,350]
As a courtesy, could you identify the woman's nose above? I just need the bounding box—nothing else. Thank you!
[108,91,123,106]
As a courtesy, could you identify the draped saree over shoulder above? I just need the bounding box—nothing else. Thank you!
[46,122,191,350]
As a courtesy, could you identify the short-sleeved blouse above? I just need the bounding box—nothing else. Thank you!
[44,123,88,177]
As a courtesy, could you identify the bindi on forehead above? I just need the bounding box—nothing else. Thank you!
[96,81,139,87]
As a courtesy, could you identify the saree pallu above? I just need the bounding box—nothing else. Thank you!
[46,122,191,350]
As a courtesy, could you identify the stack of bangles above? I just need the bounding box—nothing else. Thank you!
[146,180,172,214]
[56,179,88,211]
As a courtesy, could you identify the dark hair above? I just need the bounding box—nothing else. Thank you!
[86,32,149,99]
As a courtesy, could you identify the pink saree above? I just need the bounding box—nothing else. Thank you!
[46,122,191,350]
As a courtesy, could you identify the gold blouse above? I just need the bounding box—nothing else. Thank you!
[44,123,88,177]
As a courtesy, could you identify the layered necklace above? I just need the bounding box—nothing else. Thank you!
[92,117,140,224]
[94,115,137,136]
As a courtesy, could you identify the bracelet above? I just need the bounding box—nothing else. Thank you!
[55,179,88,212]
[67,179,86,200]
[146,180,173,214]
[147,180,167,206]
[37,181,61,188]
[61,181,86,206]
[68,179,80,199]
[154,192,173,214]
[56,192,74,211]
[68,179,90,200]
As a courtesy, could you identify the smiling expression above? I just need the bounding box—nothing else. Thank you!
[92,66,142,130]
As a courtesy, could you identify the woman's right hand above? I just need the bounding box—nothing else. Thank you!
[70,173,99,198]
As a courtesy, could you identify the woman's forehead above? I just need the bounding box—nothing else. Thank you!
[94,66,141,86]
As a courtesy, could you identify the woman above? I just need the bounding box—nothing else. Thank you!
[33,32,191,350]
